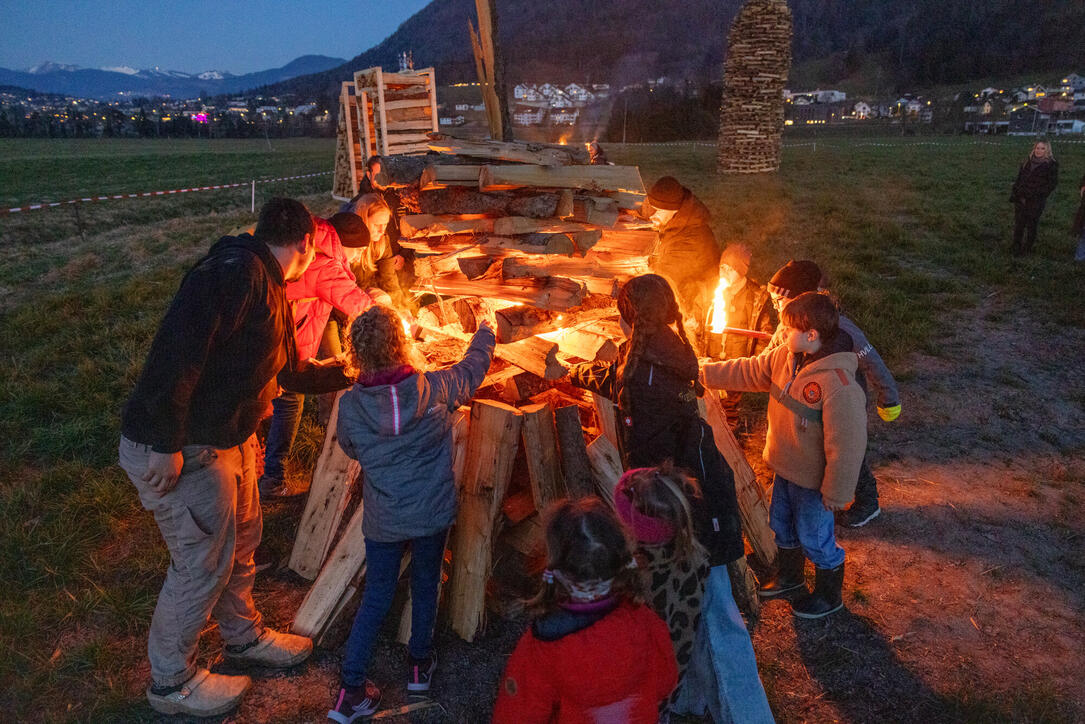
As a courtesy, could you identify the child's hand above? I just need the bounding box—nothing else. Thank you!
[822,496,847,512]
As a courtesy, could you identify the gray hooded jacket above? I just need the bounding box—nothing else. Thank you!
[336,326,495,542]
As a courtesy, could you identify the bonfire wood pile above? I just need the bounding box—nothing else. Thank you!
[289,135,776,646]
[717,0,793,174]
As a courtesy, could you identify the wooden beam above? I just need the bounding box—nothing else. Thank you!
[492,216,595,236]
[700,389,777,568]
[427,136,577,166]
[449,400,524,641]
[400,214,496,238]
[420,164,482,190]
[594,229,659,256]
[288,392,360,580]
[539,327,618,363]
[592,393,620,450]
[500,254,650,284]
[586,434,624,506]
[479,165,647,195]
[519,402,566,510]
[554,405,595,498]
[292,501,367,638]
[416,274,586,311]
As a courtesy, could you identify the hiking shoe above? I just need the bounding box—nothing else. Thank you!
[841,501,881,528]
[146,668,250,717]
[225,628,313,668]
[792,563,845,620]
[407,653,437,692]
[328,680,381,723]
[258,475,303,499]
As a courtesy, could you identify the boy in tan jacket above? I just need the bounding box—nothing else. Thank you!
[701,292,866,618]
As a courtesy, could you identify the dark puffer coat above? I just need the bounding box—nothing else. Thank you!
[1011,157,1059,211]
[651,191,721,321]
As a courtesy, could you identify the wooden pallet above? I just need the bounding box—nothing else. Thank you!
[354,66,439,157]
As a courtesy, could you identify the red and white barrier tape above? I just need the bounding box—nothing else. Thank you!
[2,171,331,216]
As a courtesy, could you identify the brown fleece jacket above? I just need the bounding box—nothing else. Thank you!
[701,346,867,507]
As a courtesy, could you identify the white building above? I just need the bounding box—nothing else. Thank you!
[538,83,557,98]
[1054,119,1085,135]
[548,89,575,109]
[512,106,546,126]
[564,83,593,104]
[1061,73,1085,92]
[513,83,545,101]
[551,108,579,125]
[852,101,871,119]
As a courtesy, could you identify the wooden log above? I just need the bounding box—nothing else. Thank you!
[492,216,594,237]
[457,255,498,280]
[556,189,574,218]
[501,489,537,524]
[500,254,649,285]
[292,501,367,638]
[519,402,566,509]
[540,327,618,362]
[554,404,595,498]
[592,393,620,450]
[449,400,524,641]
[594,229,659,256]
[420,164,482,190]
[289,392,360,580]
[495,306,559,343]
[401,214,495,238]
[498,336,566,379]
[416,274,586,311]
[586,434,624,505]
[479,164,647,195]
[427,136,577,166]
[700,389,777,568]
[500,514,543,557]
[507,194,559,218]
[420,188,509,216]
[386,105,432,123]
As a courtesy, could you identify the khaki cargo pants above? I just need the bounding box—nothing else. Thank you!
[119,435,264,686]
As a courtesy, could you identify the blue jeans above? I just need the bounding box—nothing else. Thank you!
[1076,229,1085,262]
[674,566,775,723]
[340,528,448,687]
[769,475,845,569]
[263,391,303,481]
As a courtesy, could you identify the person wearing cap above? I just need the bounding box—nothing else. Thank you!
[712,244,778,426]
[258,213,378,497]
[343,193,414,309]
[644,176,721,329]
[765,260,901,528]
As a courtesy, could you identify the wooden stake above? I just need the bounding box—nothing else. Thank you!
[591,393,620,450]
[554,404,595,498]
[289,392,360,580]
[519,402,566,509]
[449,400,524,641]
[700,389,777,567]
[292,500,367,638]
[586,434,624,506]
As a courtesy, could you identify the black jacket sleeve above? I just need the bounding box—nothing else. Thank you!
[133,258,252,452]
[567,361,617,399]
[278,359,353,394]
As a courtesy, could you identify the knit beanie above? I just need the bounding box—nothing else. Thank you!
[328,212,371,248]
[719,243,752,277]
[646,176,686,211]
[768,260,822,299]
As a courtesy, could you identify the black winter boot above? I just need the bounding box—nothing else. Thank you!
[758,546,806,599]
[792,562,845,619]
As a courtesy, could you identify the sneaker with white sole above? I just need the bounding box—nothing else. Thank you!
[225,628,313,668]
[407,653,437,692]
[327,680,381,723]
[146,668,250,717]
[842,501,881,528]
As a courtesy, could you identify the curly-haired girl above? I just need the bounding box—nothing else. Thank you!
[327,305,495,723]
[493,497,677,723]
[567,274,773,723]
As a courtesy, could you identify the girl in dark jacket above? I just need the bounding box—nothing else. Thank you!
[567,274,773,723]
[1010,140,1059,256]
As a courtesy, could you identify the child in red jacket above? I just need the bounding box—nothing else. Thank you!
[493,497,677,724]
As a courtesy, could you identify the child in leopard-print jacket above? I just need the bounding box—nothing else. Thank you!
[614,464,709,719]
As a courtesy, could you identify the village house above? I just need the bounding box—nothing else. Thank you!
[852,101,871,119]
[563,83,593,104]
[1061,73,1085,92]
[550,107,579,125]
[512,104,546,126]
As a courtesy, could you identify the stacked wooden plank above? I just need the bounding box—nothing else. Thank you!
[717,0,793,174]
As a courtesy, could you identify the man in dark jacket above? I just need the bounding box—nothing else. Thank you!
[645,176,722,328]
[1010,140,1059,256]
[118,198,353,717]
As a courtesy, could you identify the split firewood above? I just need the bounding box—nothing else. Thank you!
[495,306,560,342]
[427,134,587,166]
[592,393,621,450]
[420,164,482,190]
[500,514,544,557]
[292,500,368,638]
[456,255,498,280]
[540,327,618,363]
[501,489,538,524]
[554,404,596,498]
[586,434,624,505]
[507,194,559,218]
[594,229,659,256]
[492,216,594,236]
[500,372,552,405]
[519,402,567,509]
[478,164,647,195]
[500,253,648,284]
[556,189,574,217]
[563,197,620,228]
[420,187,509,216]
[416,274,586,311]
[449,400,524,642]
[400,214,495,238]
[700,390,777,568]
[417,320,566,379]
[289,392,360,581]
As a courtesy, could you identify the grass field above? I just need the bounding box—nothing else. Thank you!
[1,136,1083,722]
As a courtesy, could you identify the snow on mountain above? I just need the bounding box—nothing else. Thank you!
[198,70,228,80]
[102,66,140,75]
[28,61,81,74]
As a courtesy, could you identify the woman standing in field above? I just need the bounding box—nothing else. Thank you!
[1010,140,1059,256]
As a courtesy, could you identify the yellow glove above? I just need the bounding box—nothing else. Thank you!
[877,404,901,422]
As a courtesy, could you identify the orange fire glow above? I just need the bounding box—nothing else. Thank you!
[557,133,570,145]
[707,278,730,334]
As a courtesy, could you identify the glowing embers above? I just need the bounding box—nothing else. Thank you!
[707,277,731,334]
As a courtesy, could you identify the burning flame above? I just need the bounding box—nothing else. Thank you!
[557,133,570,145]
[707,278,730,334]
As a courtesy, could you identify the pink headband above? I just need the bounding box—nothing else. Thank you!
[614,468,676,545]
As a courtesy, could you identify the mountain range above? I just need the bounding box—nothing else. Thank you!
[0,55,346,100]
[262,0,1085,98]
